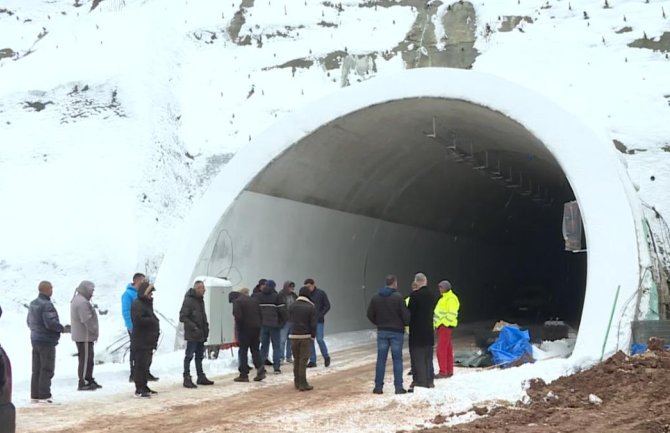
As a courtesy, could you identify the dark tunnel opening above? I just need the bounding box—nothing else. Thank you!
[212,97,588,340]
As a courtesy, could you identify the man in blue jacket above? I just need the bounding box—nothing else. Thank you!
[121,273,158,382]
[305,278,331,368]
[26,281,70,403]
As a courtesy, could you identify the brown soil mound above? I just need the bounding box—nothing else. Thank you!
[416,349,670,433]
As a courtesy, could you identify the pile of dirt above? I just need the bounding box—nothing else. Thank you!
[416,342,670,433]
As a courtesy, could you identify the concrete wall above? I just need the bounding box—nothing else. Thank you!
[193,191,514,333]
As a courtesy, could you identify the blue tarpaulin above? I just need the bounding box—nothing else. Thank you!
[631,343,670,355]
[488,325,534,367]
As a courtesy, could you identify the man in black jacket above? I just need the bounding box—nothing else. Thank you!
[367,274,410,395]
[26,281,70,403]
[289,287,317,391]
[254,280,287,373]
[305,278,331,368]
[407,273,439,390]
[232,288,266,382]
[179,280,214,389]
[131,282,160,398]
[0,305,16,433]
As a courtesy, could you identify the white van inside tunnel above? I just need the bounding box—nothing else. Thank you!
[155,68,657,363]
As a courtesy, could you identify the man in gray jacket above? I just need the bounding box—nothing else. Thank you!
[70,281,101,391]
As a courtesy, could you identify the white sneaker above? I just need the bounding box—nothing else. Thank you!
[37,398,54,404]
[30,399,39,404]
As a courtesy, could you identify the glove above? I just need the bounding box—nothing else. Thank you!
[63,324,71,334]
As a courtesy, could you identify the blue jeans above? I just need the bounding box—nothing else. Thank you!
[260,326,281,370]
[374,330,404,391]
[309,322,330,364]
[279,322,293,361]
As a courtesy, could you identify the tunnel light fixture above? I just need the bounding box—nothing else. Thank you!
[472,149,488,170]
[490,159,504,179]
[424,118,554,207]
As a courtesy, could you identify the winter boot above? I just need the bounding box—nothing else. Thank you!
[253,369,267,382]
[183,375,198,389]
[196,375,214,385]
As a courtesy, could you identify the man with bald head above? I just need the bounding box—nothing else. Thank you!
[27,281,70,403]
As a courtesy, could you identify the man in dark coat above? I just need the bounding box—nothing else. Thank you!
[367,274,410,395]
[131,282,160,398]
[253,280,287,373]
[289,287,317,391]
[232,288,266,382]
[26,281,70,403]
[407,272,439,390]
[305,278,331,368]
[0,305,16,432]
[179,280,214,388]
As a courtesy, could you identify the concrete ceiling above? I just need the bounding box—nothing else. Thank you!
[246,97,575,240]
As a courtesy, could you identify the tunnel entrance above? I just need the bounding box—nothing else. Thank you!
[237,98,587,335]
[156,69,642,361]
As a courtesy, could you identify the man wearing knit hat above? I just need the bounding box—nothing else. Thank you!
[433,280,460,379]
[70,280,101,391]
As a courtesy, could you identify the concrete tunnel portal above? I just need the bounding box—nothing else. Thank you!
[156,69,642,361]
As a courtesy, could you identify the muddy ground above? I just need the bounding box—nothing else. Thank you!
[417,343,670,433]
[18,334,670,433]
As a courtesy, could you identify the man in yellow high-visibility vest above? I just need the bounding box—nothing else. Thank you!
[433,280,460,379]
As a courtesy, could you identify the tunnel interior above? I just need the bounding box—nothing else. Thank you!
[195,98,587,339]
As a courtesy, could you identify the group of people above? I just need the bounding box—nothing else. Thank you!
[22,271,457,403]
[230,278,332,391]
[367,272,460,394]
[25,275,163,402]
[24,274,333,402]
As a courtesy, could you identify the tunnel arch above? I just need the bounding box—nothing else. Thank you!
[156,68,644,362]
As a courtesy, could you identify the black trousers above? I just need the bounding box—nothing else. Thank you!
[31,344,56,400]
[183,341,205,376]
[127,331,135,377]
[409,344,434,387]
[0,402,16,433]
[237,328,262,377]
[133,348,153,393]
[290,338,312,389]
[76,342,95,386]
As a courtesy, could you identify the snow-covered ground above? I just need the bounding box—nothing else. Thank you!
[1,0,669,415]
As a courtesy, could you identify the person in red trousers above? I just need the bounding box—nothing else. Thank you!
[433,280,460,379]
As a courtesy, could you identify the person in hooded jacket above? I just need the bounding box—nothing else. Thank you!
[289,286,317,391]
[131,282,160,398]
[121,273,158,383]
[278,281,297,363]
[70,280,101,391]
[253,280,287,373]
[179,280,214,388]
[367,274,410,395]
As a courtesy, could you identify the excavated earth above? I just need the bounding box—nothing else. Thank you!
[415,344,670,433]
